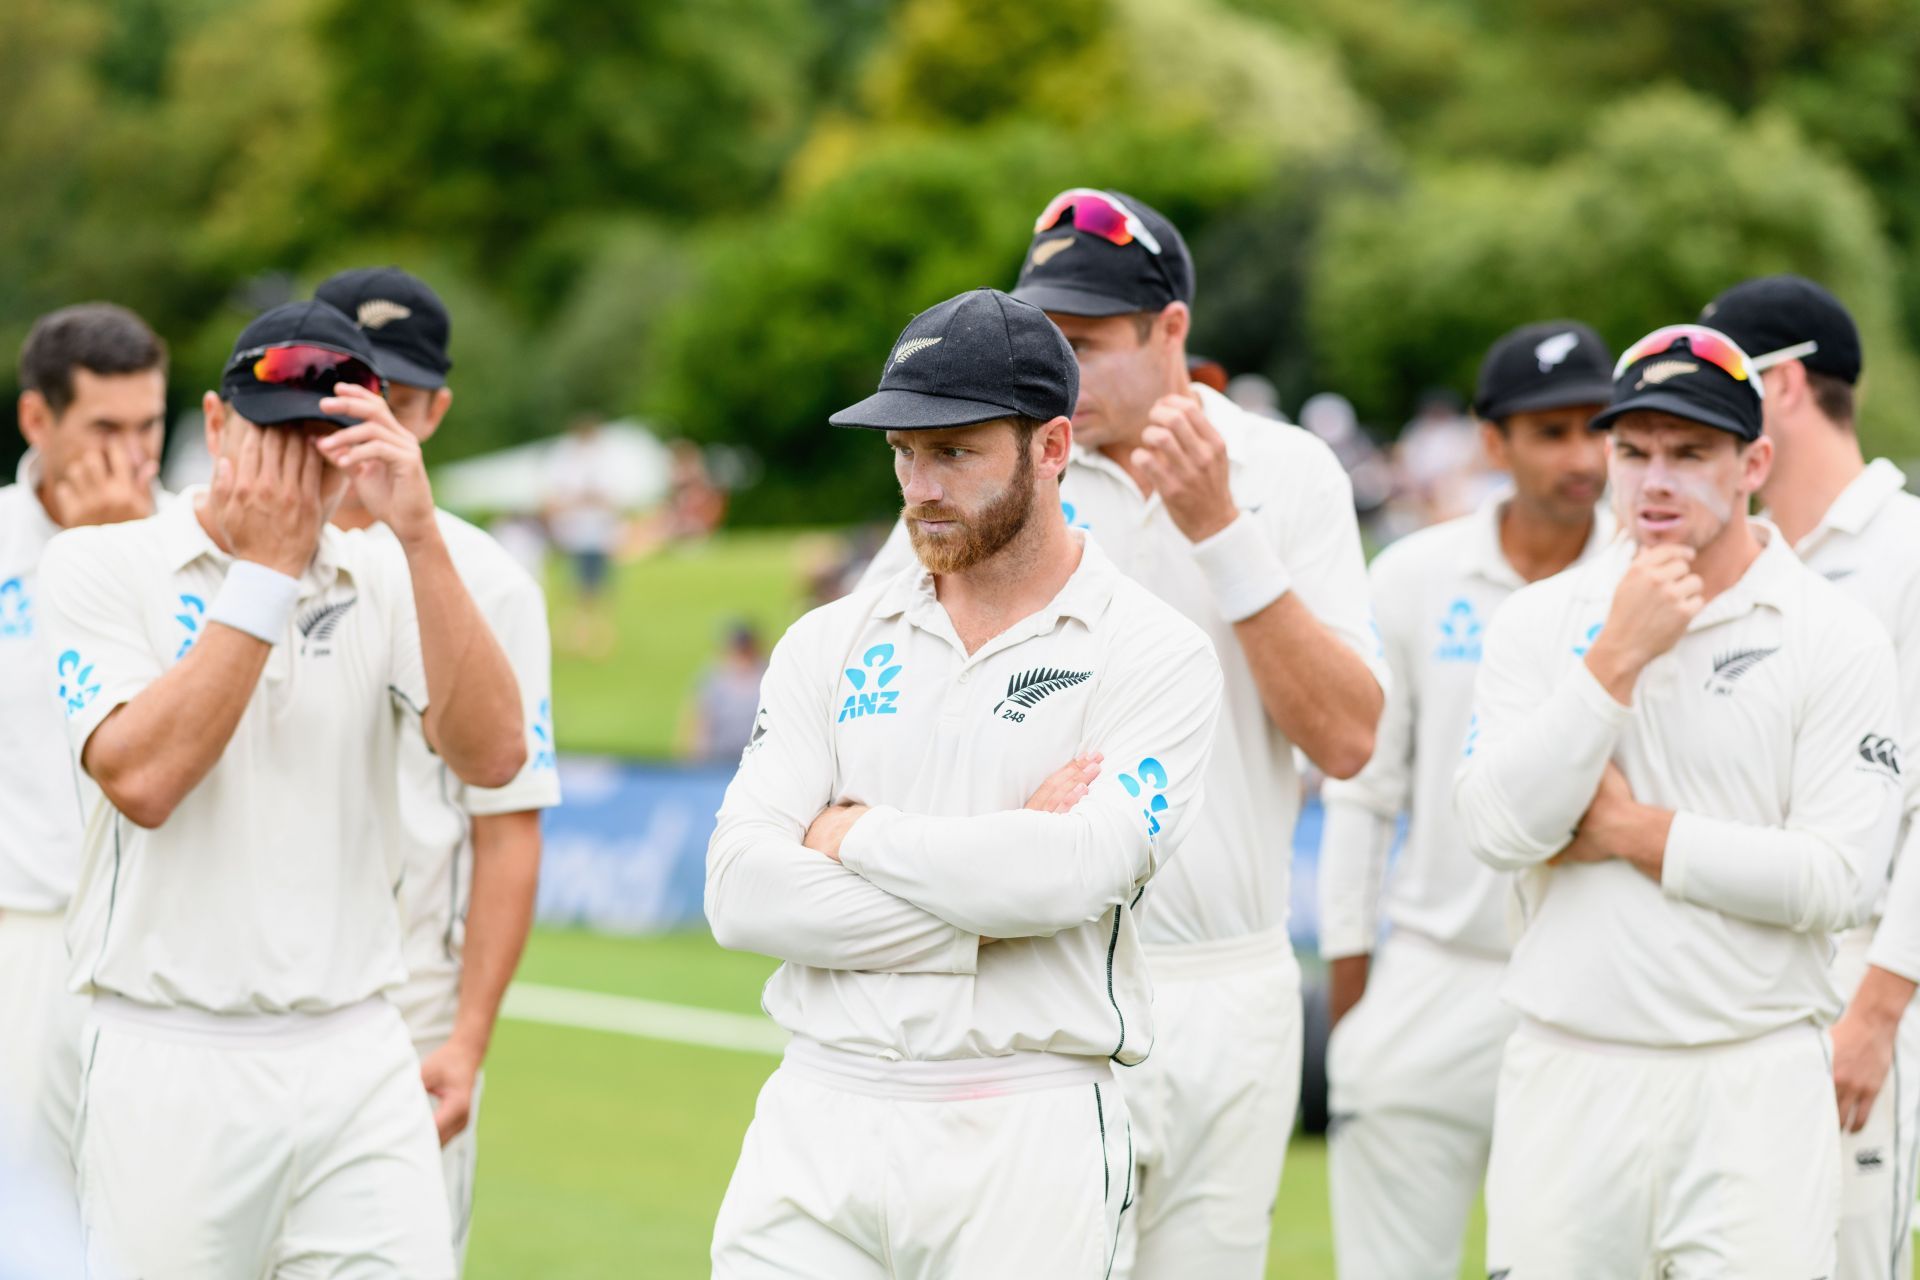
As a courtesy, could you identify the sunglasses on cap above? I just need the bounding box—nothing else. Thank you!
[1613,325,1763,399]
[227,343,383,396]
[1034,189,1164,255]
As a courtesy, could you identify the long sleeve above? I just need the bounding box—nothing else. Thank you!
[1319,549,1416,959]
[1663,631,1901,933]
[704,623,978,974]
[839,626,1224,939]
[1866,576,1920,979]
[1453,590,1630,871]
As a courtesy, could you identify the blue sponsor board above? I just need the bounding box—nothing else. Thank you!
[539,755,1367,949]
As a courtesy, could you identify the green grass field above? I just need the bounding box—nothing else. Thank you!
[468,928,1488,1279]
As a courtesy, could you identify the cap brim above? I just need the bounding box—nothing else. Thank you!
[1009,282,1142,318]
[369,349,447,390]
[1589,390,1755,439]
[829,389,1030,431]
[228,387,362,429]
[1480,378,1615,421]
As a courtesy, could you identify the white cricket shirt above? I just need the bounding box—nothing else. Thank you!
[707,534,1224,1065]
[862,386,1385,946]
[41,490,430,1014]
[1320,497,1614,960]
[1782,459,1920,984]
[0,453,167,912]
[1453,527,1902,1045]
[373,510,562,1049]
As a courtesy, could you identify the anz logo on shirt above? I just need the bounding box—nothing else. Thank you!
[55,649,101,718]
[1061,501,1091,532]
[1571,621,1604,658]
[1118,757,1171,837]
[531,697,557,772]
[838,643,904,723]
[174,593,206,660]
[1433,598,1484,663]
[0,577,31,639]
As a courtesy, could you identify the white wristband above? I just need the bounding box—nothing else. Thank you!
[207,561,300,644]
[1190,511,1289,623]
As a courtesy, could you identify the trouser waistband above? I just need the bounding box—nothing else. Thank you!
[1145,924,1293,981]
[90,994,393,1049]
[780,1037,1112,1101]
[1515,1015,1819,1059]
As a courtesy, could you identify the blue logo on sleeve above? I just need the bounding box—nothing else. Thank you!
[0,577,31,639]
[838,643,904,722]
[1572,621,1603,657]
[1463,711,1480,758]
[174,593,205,660]
[56,649,100,717]
[1433,598,1483,663]
[532,697,557,771]
[1117,757,1171,837]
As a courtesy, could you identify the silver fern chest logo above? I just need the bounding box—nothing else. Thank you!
[993,666,1091,723]
[1705,645,1778,695]
[297,596,357,656]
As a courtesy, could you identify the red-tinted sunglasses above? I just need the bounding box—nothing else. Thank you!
[1034,189,1164,254]
[228,343,383,396]
[1613,325,1762,398]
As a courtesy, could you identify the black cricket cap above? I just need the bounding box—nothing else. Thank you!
[830,289,1078,431]
[1699,274,1861,385]
[315,266,453,389]
[221,300,381,428]
[1011,189,1194,317]
[1590,328,1763,442]
[1474,321,1614,421]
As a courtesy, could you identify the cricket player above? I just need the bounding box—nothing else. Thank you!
[41,299,526,1280]
[862,190,1386,1278]
[1456,322,1903,1276]
[1319,320,1615,1279]
[0,303,167,1217]
[319,266,561,1270]
[706,288,1224,1279]
[1703,275,1920,1278]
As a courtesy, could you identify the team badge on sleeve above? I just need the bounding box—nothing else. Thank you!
[1858,734,1902,780]
[56,649,100,717]
[1117,757,1171,837]
[838,643,904,723]
[0,577,31,638]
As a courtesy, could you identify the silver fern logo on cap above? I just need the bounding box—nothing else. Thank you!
[356,299,412,330]
[891,336,943,369]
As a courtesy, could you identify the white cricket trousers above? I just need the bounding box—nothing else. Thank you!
[1110,926,1302,1280]
[0,908,88,1243]
[712,1038,1132,1279]
[414,1033,486,1277]
[75,995,455,1280]
[1831,927,1920,1280]
[1485,1018,1840,1279]
[1326,931,1511,1280]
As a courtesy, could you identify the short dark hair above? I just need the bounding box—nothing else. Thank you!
[1806,370,1855,428]
[19,303,168,416]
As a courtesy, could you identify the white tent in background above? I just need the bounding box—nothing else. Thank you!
[432,420,674,517]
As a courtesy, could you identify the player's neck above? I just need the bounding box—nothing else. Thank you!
[1688,513,1765,603]
[1760,429,1865,547]
[935,511,1082,655]
[329,492,380,533]
[1498,498,1593,584]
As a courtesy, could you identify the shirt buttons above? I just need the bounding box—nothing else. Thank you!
[958,670,971,684]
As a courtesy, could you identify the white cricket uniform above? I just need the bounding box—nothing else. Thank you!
[1318,496,1612,1280]
[376,510,562,1273]
[706,535,1223,1279]
[41,491,454,1280]
[1455,527,1902,1277]
[858,385,1386,1277]
[0,452,163,1232]
[1785,458,1920,1280]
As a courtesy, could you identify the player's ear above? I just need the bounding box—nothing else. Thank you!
[1740,435,1774,496]
[1477,416,1508,470]
[1155,302,1190,349]
[17,390,52,451]
[202,392,225,458]
[427,386,453,434]
[1035,415,1073,481]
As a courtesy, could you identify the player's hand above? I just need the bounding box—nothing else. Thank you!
[1585,545,1704,700]
[1554,763,1633,865]
[211,418,326,578]
[420,1038,481,1146]
[1830,969,1915,1132]
[49,442,158,528]
[1025,753,1103,814]
[803,801,870,863]
[1328,955,1370,1028]
[1133,393,1238,544]
[313,383,437,544]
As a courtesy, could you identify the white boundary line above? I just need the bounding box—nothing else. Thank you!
[501,982,786,1056]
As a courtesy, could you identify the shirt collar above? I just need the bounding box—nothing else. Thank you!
[158,486,346,591]
[872,530,1120,635]
[13,450,60,540]
[1690,519,1800,628]
[1799,457,1909,547]
[1462,488,1617,589]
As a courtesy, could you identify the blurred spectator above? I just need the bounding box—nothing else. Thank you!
[1298,392,1393,519]
[1226,373,1284,420]
[544,415,625,658]
[488,513,550,582]
[1186,354,1230,394]
[1392,388,1498,526]
[679,620,768,764]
